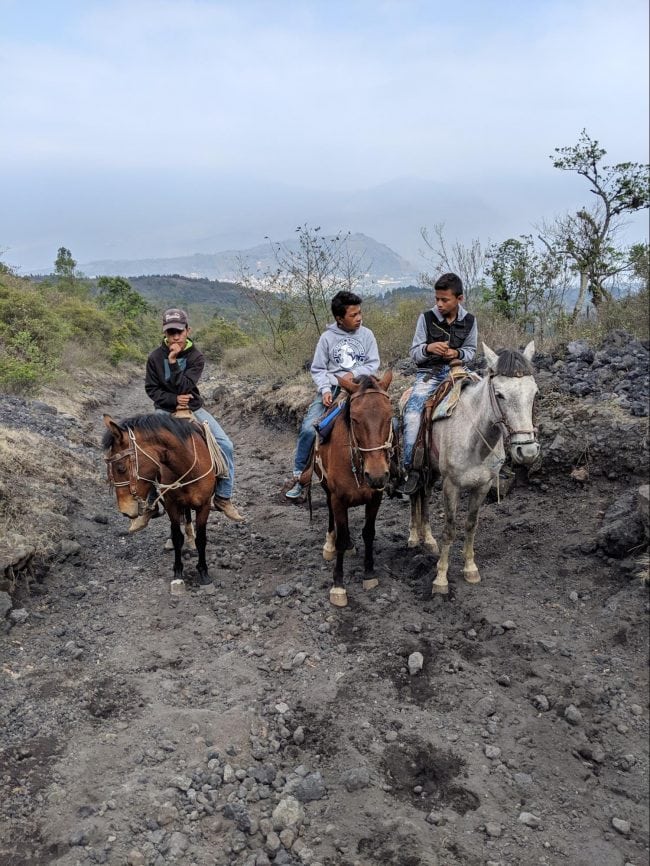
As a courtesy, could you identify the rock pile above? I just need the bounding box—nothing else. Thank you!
[535,330,649,417]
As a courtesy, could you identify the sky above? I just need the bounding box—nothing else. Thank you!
[1,0,648,272]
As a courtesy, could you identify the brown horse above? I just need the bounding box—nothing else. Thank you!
[314,371,394,607]
[102,413,216,586]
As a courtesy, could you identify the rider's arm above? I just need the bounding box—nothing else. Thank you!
[350,329,380,379]
[310,333,335,396]
[145,352,178,411]
[409,313,434,364]
[456,317,478,363]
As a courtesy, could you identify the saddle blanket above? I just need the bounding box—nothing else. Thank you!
[399,370,479,422]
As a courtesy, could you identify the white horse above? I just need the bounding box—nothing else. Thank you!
[408,341,540,594]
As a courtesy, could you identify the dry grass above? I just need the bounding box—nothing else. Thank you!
[0,425,97,553]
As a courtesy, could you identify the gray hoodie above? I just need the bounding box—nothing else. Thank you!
[310,323,380,394]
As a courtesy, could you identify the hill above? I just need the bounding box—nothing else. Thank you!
[81,232,419,291]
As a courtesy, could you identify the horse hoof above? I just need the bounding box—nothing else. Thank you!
[431,582,449,595]
[197,572,212,586]
[424,540,439,554]
[163,538,175,551]
[464,570,481,585]
[128,514,151,533]
[323,547,336,562]
[362,577,378,591]
[170,579,186,596]
[329,587,348,607]
[407,538,419,549]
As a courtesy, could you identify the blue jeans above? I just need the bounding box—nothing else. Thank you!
[402,367,449,468]
[292,397,328,476]
[157,407,235,499]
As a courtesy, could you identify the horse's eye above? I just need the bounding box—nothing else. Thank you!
[115,462,128,474]
[495,392,505,400]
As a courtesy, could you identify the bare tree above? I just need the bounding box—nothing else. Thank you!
[419,223,488,304]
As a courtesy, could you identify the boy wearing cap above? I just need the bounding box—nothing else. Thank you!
[142,308,244,522]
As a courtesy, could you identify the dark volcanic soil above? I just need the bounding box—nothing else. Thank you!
[1,373,648,866]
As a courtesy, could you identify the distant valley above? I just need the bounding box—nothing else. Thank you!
[81,232,420,293]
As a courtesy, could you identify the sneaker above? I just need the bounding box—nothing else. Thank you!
[285,480,304,500]
[213,496,245,522]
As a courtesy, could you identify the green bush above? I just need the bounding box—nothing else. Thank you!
[198,315,251,362]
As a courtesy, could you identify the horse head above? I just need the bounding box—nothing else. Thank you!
[102,414,161,519]
[337,371,394,489]
[482,341,540,466]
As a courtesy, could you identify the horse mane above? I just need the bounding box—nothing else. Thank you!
[102,413,194,449]
[343,375,382,424]
[495,349,533,378]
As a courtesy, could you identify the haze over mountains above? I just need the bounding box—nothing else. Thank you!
[81,232,420,291]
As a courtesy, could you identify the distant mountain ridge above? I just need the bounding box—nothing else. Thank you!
[81,232,419,290]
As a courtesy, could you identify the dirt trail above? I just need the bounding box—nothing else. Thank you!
[1,375,648,866]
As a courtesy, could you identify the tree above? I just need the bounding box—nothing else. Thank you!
[543,130,649,318]
[96,276,151,319]
[54,247,76,280]
[483,235,569,340]
[237,224,364,366]
[420,223,487,304]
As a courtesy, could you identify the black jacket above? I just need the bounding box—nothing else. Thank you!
[144,339,205,412]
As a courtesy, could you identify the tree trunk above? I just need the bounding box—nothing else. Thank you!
[571,271,589,321]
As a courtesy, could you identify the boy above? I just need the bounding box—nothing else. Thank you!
[400,273,477,494]
[142,308,244,522]
[285,290,380,499]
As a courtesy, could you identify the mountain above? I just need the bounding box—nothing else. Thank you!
[81,232,420,291]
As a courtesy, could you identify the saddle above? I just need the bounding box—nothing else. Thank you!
[399,363,476,473]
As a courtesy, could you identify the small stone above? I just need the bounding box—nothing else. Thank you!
[292,652,308,668]
[564,704,583,726]
[341,767,370,792]
[276,584,295,598]
[533,694,550,712]
[485,822,502,838]
[502,620,516,630]
[9,608,28,624]
[484,745,501,760]
[518,811,541,828]
[408,652,424,675]
[426,811,443,825]
[611,817,631,835]
[127,851,146,866]
[293,726,305,745]
[496,674,511,687]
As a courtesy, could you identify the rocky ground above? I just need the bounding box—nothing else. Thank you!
[0,335,649,866]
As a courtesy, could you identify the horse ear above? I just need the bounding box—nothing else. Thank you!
[103,414,124,441]
[482,343,498,372]
[336,375,359,394]
[379,369,393,390]
[522,340,535,361]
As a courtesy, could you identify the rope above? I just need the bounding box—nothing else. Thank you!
[201,421,228,479]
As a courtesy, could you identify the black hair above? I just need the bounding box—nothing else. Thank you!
[495,348,534,377]
[434,273,464,297]
[331,290,362,319]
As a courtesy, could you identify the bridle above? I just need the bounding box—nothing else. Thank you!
[486,373,538,447]
[347,388,395,486]
[104,426,214,512]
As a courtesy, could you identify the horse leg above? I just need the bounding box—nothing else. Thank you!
[329,496,349,608]
[184,507,197,551]
[463,481,491,585]
[194,504,211,586]
[433,477,459,594]
[361,494,381,591]
[169,519,185,582]
[323,489,336,562]
[419,486,438,554]
[408,493,421,548]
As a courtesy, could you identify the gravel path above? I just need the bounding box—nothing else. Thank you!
[1,371,648,866]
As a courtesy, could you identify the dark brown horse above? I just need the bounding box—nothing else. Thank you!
[102,413,216,586]
[314,371,394,607]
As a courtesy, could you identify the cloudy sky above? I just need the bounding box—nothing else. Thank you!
[1,0,648,271]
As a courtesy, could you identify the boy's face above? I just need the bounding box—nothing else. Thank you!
[164,326,190,351]
[435,289,462,320]
[336,304,362,332]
